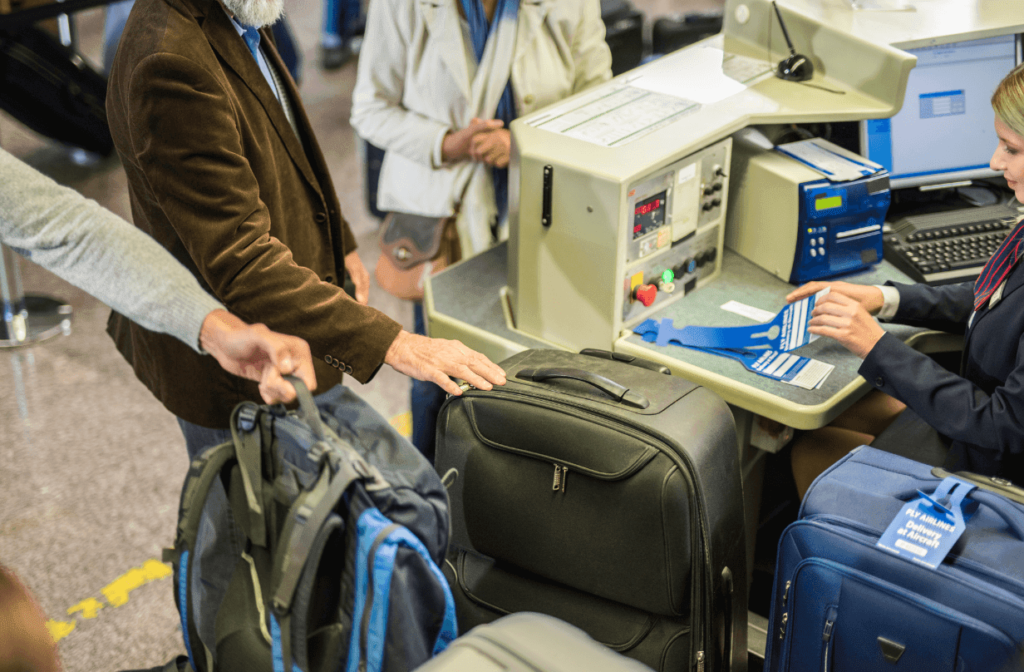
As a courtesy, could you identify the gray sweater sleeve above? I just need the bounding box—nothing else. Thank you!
[0,148,224,352]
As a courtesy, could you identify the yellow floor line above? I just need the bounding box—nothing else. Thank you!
[46,559,172,643]
[389,410,412,438]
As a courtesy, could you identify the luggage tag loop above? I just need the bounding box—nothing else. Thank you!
[878,476,977,569]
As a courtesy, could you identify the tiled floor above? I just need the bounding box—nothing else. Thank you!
[0,1,721,669]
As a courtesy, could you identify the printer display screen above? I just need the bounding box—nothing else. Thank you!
[815,195,843,211]
[633,191,667,239]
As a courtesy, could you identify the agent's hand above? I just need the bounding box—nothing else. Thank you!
[384,330,507,396]
[470,128,511,168]
[807,291,886,358]
[344,250,370,305]
[442,118,505,163]
[199,310,317,403]
[787,281,884,315]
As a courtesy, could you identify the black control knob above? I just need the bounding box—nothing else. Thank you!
[712,182,723,192]
[706,247,718,263]
[703,186,714,196]
[713,164,727,178]
[711,198,722,207]
[702,202,714,212]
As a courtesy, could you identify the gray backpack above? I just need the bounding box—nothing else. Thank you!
[163,381,455,672]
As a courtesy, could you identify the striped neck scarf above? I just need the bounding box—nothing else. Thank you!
[974,217,1024,311]
[459,0,519,223]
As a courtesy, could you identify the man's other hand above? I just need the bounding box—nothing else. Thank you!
[199,310,317,403]
[344,250,370,305]
[384,330,507,396]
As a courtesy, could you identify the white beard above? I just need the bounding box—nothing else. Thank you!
[223,0,284,29]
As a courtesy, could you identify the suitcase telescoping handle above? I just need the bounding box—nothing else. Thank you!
[897,476,1024,541]
[515,368,650,409]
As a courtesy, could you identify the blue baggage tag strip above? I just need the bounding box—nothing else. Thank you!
[632,289,833,389]
[877,477,976,569]
[640,290,825,352]
[634,320,834,389]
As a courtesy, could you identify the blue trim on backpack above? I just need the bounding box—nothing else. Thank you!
[178,551,195,666]
[271,614,285,672]
[346,509,458,672]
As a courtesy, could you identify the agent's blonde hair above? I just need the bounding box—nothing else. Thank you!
[993,62,1024,138]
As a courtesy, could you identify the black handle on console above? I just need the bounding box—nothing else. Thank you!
[515,367,650,409]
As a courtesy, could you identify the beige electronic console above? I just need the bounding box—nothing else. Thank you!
[508,135,732,353]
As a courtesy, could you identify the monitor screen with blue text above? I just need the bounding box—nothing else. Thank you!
[861,34,1020,189]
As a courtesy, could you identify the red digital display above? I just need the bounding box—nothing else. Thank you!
[632,191,667,241]
[635,199,661,216]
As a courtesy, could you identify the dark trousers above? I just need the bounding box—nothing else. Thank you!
[411,303,447,463]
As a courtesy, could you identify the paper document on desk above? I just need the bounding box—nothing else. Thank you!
[629,46,751,104]
[776,138,884,182]
[526,86,699,147]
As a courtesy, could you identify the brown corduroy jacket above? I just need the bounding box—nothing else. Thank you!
[105,0,402,428]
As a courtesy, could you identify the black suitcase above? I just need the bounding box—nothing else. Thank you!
[600,0,643,76]
[435,349,747,672]
[651,11,723,56]
[0,24,112,155]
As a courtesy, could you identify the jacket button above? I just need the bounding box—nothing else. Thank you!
[325,275,334,283]
[524,93,535,105]
[315,212,327,224]
[875,376,884,387]
[324,354,333,364]
[345,365,353,374]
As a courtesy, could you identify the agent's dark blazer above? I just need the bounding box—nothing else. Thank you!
[106,0,402,427]
[861,254,1024,483]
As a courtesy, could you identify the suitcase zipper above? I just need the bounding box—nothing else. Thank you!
[551,464,570,494]
[821,606,837,672]
[696,650,705,672]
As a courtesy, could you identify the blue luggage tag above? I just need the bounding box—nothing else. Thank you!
[636,290,824,353]
[633,320,834,389]
[877,477,976,569]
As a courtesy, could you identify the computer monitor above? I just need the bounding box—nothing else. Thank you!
[860,34,1022,190]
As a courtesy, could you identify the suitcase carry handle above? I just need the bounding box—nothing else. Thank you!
[515,367,650,409]
[579,348,671,375]
[895,480,1024,541]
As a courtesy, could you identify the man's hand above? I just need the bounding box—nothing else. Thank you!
[787,280,884,315]
[344,250,370,305]
[384,330,507,396]
[442,118,505,163]
[470,128,511,168]
[199,310,317,403]
[808,291,886,358]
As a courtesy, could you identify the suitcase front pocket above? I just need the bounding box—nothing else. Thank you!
[780,558,1017,672]
[459,397,694,616]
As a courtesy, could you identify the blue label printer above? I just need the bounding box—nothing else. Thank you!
[726,137,890,284]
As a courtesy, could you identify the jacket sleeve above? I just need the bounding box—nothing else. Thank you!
[571,0,613,93]
[860,331,1024,462]
[0,148,221,352]
[887,280,974,334]
[124,53,401,382]
[350,0,450,168]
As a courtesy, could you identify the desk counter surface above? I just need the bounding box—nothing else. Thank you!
[427,244,961,430]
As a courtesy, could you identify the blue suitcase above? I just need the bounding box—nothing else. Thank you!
[764,446,1024,671]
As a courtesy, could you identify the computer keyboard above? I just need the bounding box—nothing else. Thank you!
[883,204,1021,285]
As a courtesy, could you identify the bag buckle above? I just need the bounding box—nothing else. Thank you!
[236,404,259,432]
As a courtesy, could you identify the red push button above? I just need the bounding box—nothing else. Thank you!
[634,284,657,307]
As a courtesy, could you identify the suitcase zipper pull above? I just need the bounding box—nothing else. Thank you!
[778,612,788,640]
[696,650,705,672]
[822,606,838,672]
[561,466,568,494]
[552,464,563,492]
[782,580,791,607]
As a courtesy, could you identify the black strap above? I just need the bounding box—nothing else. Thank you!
[291,513,345,672]
[231,402,267,547]
[271,457,365,614]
